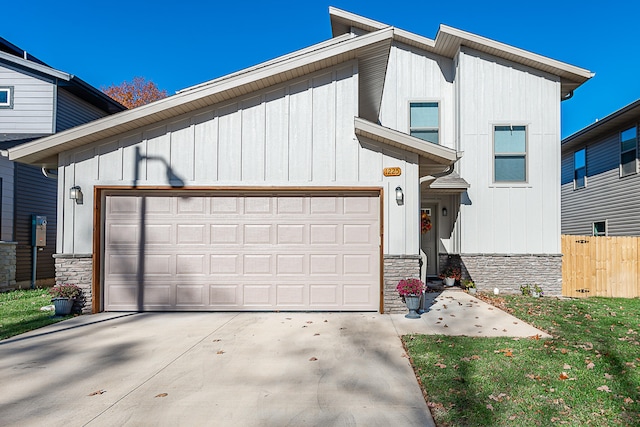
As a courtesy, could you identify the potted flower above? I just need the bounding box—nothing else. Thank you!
[396,278,425,319]
[49,283,81,316]
[439,266,461,287]
[463,279,477,294]
[520,284,544,298]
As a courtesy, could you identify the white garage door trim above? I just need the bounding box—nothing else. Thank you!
[99,188,382,312]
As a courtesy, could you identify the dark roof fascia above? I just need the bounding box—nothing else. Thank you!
[561,99,640,152]
[61,76,127,114]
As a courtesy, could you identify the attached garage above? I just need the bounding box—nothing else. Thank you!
[102,190,381,311]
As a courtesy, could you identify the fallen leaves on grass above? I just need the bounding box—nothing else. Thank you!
[434,362,447,369]
[597,385,612,393]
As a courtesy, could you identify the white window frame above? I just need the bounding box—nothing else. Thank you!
[592,220,607,237]
[574,148,586,189]
[409,100,440,144]
[0,86,13,109]
[492,124,528,184]
[620,126,637,177]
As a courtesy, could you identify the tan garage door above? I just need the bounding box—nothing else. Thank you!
[103,191,380,311]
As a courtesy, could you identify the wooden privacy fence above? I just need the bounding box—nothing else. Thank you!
[562,235,640,298]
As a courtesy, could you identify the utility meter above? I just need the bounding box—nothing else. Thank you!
[31,215,47,247]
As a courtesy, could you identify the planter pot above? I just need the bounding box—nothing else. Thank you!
[443,277,456,287]
[531,291,541,298]
[404,295,421,319]
[52,298,74,316]
[468,288,477,295]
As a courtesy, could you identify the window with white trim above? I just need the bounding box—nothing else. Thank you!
[410,102,439,144]
[494,125,527,182]
[0,87,13,109]
[620,126,637,177]
[593,220,607,236]
[574,148,586,189]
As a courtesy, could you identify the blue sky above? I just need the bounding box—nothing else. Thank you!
[4,0,637,138]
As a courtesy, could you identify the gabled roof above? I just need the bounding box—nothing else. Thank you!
[0,37,125,115]
[329,7,593,99]
[561,99,640,152]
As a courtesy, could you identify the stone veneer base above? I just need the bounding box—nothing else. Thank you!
[54,254,93,314]
[0,241,17,291]
[438,253,562,296]
[383,255,421,314]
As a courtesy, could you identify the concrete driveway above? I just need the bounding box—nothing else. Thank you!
[0,312,435,427]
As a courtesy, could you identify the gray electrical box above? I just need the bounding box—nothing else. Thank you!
[31,215,47,247]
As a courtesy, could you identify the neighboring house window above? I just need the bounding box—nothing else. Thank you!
[494,125,527,182]
[620,126,637,177]
[410,102,439,144]
[0,86,13,109]
[593,220,607,236]
[574,148,586,189]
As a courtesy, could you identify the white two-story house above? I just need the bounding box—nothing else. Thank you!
[8,8,591,313]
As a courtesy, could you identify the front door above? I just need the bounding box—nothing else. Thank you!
[420,205,438,277]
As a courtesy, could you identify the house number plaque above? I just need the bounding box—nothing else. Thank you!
[383,167,402,176]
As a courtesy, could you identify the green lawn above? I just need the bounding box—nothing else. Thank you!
[404,295,640,426]
[0,289,72,340]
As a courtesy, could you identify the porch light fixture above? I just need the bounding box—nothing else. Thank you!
[442,207,448,217]
[395,186,404,205]
[69,186,83,204]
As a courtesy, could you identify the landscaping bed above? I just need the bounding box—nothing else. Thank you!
[0,289,72,340]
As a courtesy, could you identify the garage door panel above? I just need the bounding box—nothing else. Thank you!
[209,285,240,305]
[104,192,380,311]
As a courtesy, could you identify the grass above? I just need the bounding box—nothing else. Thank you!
[0,288,72,340]
[404,295,640,426]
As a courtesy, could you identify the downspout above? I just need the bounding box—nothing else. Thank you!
[562,90,574,101]
[41,167,58,179]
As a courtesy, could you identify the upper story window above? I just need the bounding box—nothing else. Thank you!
[410,102,439,144]
[574,148,586,189]
[593,220,607,236]
[0,87,13,109]
[620,126,637,177]
[494,125,527,182]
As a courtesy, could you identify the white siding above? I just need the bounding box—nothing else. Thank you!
[59,61,419,255]
[378,42,455,150]
[0,156,14,241]
[456,47,561,254]
[0,64,54,134]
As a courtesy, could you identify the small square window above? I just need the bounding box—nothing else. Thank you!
[0,87,13,109]
[593,221,607,236]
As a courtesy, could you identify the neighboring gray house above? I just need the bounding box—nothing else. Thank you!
[561,99,640,236]
[8,8,591,313]
[0,37,124,290]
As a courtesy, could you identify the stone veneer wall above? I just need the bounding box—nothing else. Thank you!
[0,242,17,291]
[54,254,93,314]
[383,255,421,314]
[438,253,562,295]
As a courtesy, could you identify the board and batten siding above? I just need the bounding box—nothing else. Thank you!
[0,63,55,134]
[378,42,455,151]
[58,61,421,256]
[455,46,561,255]
[56,88,110,132]
[0,156,14,241]
[561,130,640,236]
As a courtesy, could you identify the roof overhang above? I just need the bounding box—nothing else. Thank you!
[562,98,640,152]
[330,7,593,99]
[9,28,393,168]
[354,117,461,177]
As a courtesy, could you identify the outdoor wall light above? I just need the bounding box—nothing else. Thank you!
[69,186,83,205]
[442,207,448,217]
[395,186,404,205]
